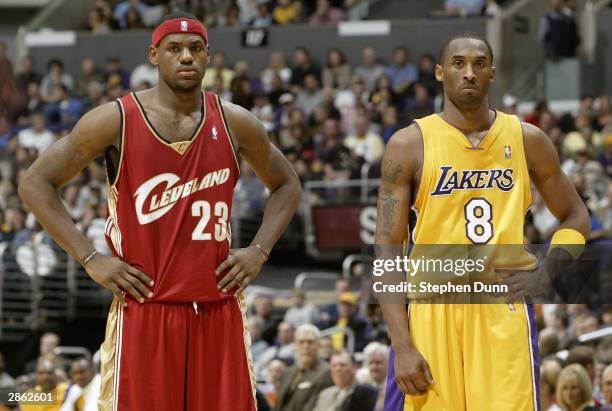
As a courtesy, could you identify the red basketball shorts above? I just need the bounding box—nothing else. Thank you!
[97,295,257,411]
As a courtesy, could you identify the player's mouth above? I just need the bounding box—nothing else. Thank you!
[178,67,198,76]
[461,85,479,90]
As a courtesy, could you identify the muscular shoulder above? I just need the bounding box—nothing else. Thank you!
[520,121,558,172]
[219,99,264,150]
[383,123,423,178]
[72,101,121,149]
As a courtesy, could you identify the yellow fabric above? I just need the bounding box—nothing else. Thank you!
[273,5,299,24]
[404,299,537,411]
[549,228,586,259]
[98,297,121,411]
[332,318,347,350]
[20,383,68,411]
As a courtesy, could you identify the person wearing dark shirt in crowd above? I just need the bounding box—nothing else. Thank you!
[417,53,439,98]
[385,46,418,98]
[540,0,580,59]
[104,56,130,90]
[598,135,612,178]
[322,48,352,91]
[17,55,42,90]
[403,82,434,123]
[289,47,321,92]
[253,294,283,346]
[329,292,370,352]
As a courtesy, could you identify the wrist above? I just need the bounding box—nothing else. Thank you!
[251,243,270,261]
[81,249,100,267]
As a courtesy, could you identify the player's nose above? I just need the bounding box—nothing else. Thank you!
[179,47,194,63]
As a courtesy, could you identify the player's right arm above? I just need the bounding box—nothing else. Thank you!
[18,102,153,306]
[375,124,433,395]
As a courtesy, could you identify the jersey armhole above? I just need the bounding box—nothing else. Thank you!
[216,94,241,177]
[106,99,126,187]
[517,118,533,214]
[411,121,428,213]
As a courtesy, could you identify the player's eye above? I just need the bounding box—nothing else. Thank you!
[168,47,179,52]
[191,46,202,52]
[453,60,463,68]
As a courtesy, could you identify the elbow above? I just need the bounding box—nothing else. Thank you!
[290,174,302,210]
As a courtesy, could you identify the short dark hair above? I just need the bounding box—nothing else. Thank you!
[156,11,199,28]
[438,33,493,64]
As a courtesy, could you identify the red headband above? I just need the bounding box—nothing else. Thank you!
[152,18,208,47]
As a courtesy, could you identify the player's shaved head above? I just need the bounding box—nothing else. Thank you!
[439,33,493,65]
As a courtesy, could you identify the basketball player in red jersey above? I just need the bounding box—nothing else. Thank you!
[18,12,301,411]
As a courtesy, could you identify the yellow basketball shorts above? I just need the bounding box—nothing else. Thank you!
[383,299,539,411]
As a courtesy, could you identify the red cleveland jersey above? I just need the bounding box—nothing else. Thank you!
[105,92,239,302]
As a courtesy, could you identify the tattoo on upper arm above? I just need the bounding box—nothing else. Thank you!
[382,160,402,184]
[378,188,399,236]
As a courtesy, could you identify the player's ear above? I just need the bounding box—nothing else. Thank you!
[435,63,443,82]
[149,45,159,67]
[490,66,496,82]
[205,45,211,65]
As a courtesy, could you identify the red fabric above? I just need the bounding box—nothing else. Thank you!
[106,92,239,303]
[152,18,208,46]
[115,298,256,411]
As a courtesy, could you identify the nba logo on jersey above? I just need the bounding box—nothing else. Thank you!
[180,20,188,31]
[212,126,218,140]
[508,303,516,312]
[504,145,512,159]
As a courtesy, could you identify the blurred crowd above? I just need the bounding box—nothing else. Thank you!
[86,0,367,32]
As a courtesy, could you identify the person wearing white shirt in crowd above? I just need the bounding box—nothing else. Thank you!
[284,289,320,328]
[60,357,101,411]
[130,61,158,89]
[354,47,385,92]
[17,112,56,154]
[343,113,384,164]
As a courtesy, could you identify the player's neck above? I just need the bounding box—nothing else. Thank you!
[154,82,202,115]
[441,100,493,132]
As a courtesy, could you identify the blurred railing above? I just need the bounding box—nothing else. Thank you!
[0,237,112,342]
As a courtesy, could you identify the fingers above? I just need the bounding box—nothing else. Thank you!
[422,361,435,386]
[218,264,242,291]
[216,255,235,276]
[109,284,126,307]
[122,271,153,300]
[125,264,154,287]
[117,276,148,303]
[235,276,251,294]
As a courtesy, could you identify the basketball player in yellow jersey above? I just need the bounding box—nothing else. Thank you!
[377,34,590,411]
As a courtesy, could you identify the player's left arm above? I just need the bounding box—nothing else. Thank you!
[215,100,301,294]
[500,122,591,301]
[523,122,590,237]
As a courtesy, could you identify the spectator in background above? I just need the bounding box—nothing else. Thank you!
[441,0,485,16]
[309,0,345,25]
[330,292,369,352]
[417,53,439,98]
[16,230,57,277]
[39,59,74,104]
[203,51,235,91]
[540,0,580,59]
[84,202,111,256]
[17,55,42,89]
[261,52,292,93]
[130,60,158,89]
[355,47,385,92]
[603,364,612,405]
[125,4,146,29]
[273,0,301,25]
[556,364,597,411]
[234,158,268,217]
[566,346,597,389]
[296,74,324,117]
[252,92,276,132]
[105,56,130,90]
[362,342,389,389]
[344,113,384,165]
[381,106,400,144]
[403,82,434,123]
[284,289,320,328]
[385,47,417,97]
[15,374,33,393]
[0,352,15,389]
[20,358,68,411]
[249,317,270,361]
[274,324,333,411]
[541,359,563,411]
[60,357,101,411]
[237,0,258,26]
[17,112,56,154]
[597,135,612,178]
[312,351,358,411]
[289,47,321,92]
[322,48,351,91]
[88,0,115,33]
[319,277,350,328]
[259,359,287,408]
[253,294,282,345]
[255,3,275,27]
[75,58,104,98]
[114,0,148,29]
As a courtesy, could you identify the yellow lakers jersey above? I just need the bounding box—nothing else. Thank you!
[411,111,537,273]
